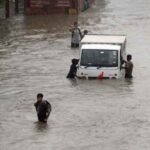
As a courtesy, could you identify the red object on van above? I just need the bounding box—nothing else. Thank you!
[97,72,104,80]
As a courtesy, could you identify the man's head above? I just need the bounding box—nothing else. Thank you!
[127,54,132,61]
[37,93,43,102]
[84,30,88,35]
[74,21,78,28]
[72,58,79,65]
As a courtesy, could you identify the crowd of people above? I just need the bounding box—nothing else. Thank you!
[35,53,133,123]
[66,54,134,80]
[68,22,134,80]
[34,22,134,124]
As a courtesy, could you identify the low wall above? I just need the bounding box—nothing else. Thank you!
[24,0,94,15]
[25,0,77,15]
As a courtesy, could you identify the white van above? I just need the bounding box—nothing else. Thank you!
[76,34,127,79]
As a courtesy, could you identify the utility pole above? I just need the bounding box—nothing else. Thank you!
[5,0,10,18]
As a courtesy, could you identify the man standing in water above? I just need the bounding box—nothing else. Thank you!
[70,21,82,48]
[123,54,134,78]
[67,58,79,78]
[34,93,51,123]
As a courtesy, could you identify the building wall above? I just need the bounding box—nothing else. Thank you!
[0,1,5,19]
[9,0,16,16]
[24,0,94,15]
[25,0,77,15]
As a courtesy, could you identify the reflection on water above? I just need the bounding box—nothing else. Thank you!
[125,78,133,85]
[34,122,49,132]
[0,0,150,149]
[68,78,78,86]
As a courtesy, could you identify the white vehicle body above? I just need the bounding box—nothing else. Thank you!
[77,34,127,79]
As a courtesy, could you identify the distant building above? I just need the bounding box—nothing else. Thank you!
[0,1,5,19]
[1,0,20,18]
[24,0,94,15]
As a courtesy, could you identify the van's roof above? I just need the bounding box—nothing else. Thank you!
[81,34,126,44]
[81,44,121,50]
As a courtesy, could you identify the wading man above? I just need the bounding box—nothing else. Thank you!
[123,54,134,78]
[67,58,79,79]
[34,93,51,123]
[70,22,82,48]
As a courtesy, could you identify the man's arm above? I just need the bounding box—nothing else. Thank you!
[45,101,52,117]
[121,60,126,69]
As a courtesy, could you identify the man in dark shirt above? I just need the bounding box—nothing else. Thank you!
[34,93,51,123]
[67,58,79,78]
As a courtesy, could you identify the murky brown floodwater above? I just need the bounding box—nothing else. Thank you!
[0,0,150,150]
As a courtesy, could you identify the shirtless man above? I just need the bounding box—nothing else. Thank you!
[124,54,134,78]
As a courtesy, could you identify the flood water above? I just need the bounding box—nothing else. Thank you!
[0,0,150,149]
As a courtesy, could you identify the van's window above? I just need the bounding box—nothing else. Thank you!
[80,49,118,67]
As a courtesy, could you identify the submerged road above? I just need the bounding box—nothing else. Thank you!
[0,0,150,149]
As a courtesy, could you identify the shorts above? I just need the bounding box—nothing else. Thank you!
[38,114,48,123]
[71,43,79,48]
[125,74,132,79]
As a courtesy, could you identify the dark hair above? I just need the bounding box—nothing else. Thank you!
[37,93,43,98]
[127,54,132,60]
[84,30,88,34]
[74,21,78,26]
[72,58,79,65]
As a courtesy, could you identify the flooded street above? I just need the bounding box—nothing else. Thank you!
[1,0,150,149]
